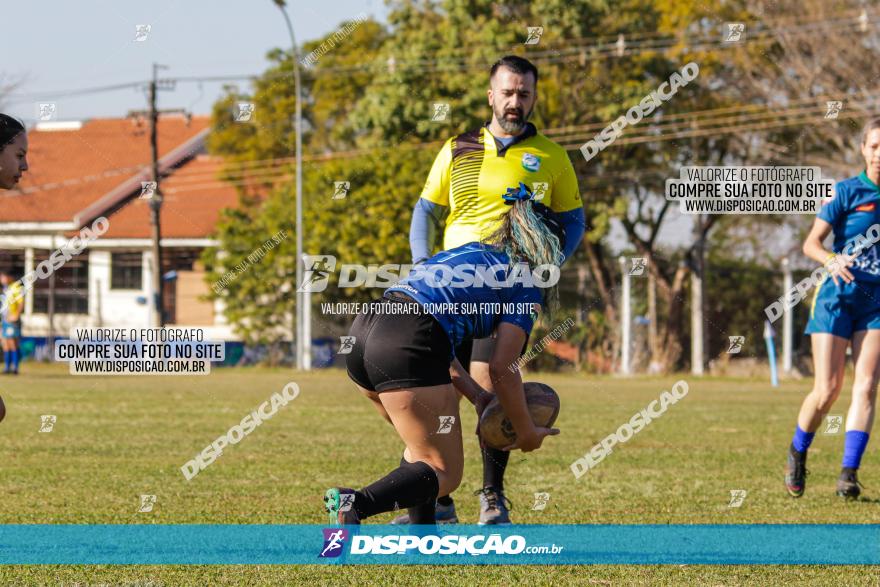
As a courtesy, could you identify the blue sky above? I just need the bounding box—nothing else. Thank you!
[1,0,388,123]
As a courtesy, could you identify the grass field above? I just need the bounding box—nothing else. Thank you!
[1,364,878,585]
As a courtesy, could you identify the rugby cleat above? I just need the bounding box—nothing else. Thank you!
[390,500,459,525]
[784,446,809,498]
[476,486,512,525]
[836,468,863,500]
[324,487,361,526]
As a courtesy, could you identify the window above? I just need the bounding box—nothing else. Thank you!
[0,251,25,281]
[111,252,143,290]
[32,250,89,314]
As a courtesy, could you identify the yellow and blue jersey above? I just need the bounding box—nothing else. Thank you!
[419,124,582,251]
[2,281,23,323]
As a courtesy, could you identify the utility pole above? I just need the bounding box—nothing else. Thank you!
[648,269,657,369]
[690,133,705,376]
[782,257,793,374]
[272,0,307,370]
[619,256,632,375]
[148,63,167,328]
[130,66,183,328]
[691,214,705,375]
[47,235,55,357]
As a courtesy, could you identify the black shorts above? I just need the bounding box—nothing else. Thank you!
[345,297,452,392]
[455,331,529,371]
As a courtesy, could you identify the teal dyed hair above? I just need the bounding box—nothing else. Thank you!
[484,200,564,311]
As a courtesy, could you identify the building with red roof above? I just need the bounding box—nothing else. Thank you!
[0,115,242,342]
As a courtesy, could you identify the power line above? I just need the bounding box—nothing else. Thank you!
[6,11,877,102]
[16,98,869,197]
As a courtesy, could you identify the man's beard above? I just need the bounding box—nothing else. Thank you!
[494,104,532,134]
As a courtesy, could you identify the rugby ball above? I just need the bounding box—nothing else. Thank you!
[479,382,560,449]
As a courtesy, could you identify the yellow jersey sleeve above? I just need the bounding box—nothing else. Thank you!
[5,282,23,320]
[419,138,453,207]
[549,151,581,213]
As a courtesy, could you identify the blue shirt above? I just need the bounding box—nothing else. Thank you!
[818,172,880,282]
[387,242,544,356]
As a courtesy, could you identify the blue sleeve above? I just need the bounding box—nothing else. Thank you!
[558,207,585,262]
[818,182,847,225]
[409,198,448,264]
[499,288,543,336]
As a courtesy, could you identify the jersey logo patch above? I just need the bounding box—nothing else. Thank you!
[856,203,876,212]
[522,152,541,172]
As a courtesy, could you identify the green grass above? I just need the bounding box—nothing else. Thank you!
[0,364,878,585]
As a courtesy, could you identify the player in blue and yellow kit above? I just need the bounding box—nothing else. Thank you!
[406,55,585,524]
[324,195,564,525]
[785,118,880,499]
[1,272,24,375]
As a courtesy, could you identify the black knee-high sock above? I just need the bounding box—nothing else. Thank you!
[353,460,439,520]
[482,445,510,490]
[399,457,437,524]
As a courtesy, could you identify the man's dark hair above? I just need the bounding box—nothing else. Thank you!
[490,56,538,84]
[0,113,25,151]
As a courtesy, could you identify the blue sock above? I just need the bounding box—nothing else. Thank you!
[842,431,870,469]
[791,425,815,453]
[3,351,9,372]
[12,349,20,372]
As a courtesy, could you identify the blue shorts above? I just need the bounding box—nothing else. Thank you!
[805,278,880,339]
[1,321,20,339]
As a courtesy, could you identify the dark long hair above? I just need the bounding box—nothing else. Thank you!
[0,114,25,152]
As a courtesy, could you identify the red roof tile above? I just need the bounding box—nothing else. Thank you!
[100,155,239,239]
[2,116,211,224]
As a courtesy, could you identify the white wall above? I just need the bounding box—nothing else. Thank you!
[0,235,237,341]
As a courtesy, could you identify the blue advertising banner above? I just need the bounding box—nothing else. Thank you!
[1,524,878,565]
